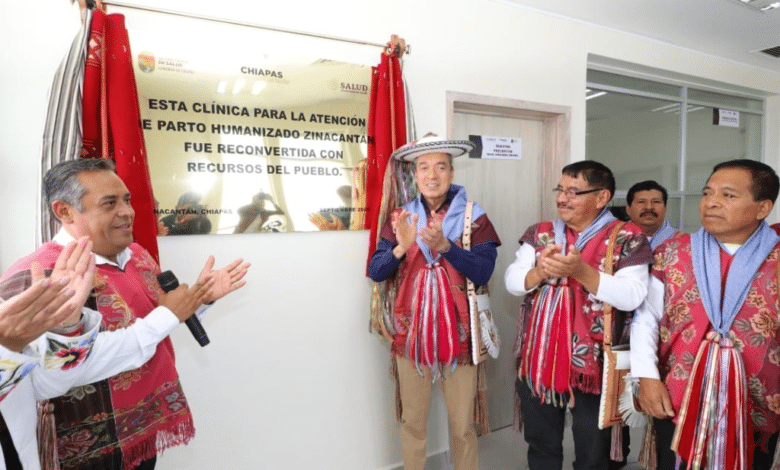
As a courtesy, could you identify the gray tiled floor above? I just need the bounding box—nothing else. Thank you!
[476,426,645,469]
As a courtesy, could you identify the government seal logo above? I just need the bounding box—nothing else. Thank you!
[138,52,155,73]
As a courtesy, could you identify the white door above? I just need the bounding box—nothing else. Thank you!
[451,111,544,430]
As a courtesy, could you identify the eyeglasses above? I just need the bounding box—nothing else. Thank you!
[552,187,605,199]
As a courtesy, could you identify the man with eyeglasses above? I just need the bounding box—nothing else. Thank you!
[505,160,653,469]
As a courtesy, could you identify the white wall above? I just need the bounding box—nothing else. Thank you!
[3,1,780,468]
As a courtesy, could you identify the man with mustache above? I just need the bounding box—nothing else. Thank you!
[631,159,780,470]
[2,158,250,470]
[505,160,653,469]
[625,180,678,250]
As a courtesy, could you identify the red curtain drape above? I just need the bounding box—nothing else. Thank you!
[82,10,160,263]
[365,52,406,274]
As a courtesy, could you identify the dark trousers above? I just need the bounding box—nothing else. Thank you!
[135,456,157,470]
[655,418,778,470]
[0,426,22,470]
[518,380,612,470]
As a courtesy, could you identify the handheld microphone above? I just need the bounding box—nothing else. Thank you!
[157,270,210,347]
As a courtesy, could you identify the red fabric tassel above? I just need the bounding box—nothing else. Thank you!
[365,53,406,275]
[407,264,459,369]
[82,10,160,263]
[435,264,458,364]
[520,278,575,406]
[673,332,750,470]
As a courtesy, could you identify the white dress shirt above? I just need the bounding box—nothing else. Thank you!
[504,242,649,312]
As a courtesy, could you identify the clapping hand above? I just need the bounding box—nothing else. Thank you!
[0,237,96,352]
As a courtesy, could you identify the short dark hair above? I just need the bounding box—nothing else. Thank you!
[561,160,615,201]
[711,159,779,203]
[43,158,116,211]
[627,180,668,206]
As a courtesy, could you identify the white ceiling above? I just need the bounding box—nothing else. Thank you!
[500,0,780,76]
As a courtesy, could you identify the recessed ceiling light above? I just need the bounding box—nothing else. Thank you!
[586,91,607,100]
[730,0,780,11]
[651,103,679,112]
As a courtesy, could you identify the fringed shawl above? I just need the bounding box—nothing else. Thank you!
[521,209,618,406]
[650,220,678,251]
[673,223,779,470]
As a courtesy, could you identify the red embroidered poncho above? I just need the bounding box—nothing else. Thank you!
[2,242,194,470]
[656,235,780,448]
[517,220,652,397]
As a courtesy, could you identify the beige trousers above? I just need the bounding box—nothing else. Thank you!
[395,357,479,470]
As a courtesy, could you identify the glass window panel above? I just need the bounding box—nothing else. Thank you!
[666,198,682,233]
[587,69,682,97]
[587,91,680,192]
[688,88,763,111]
[586,69,764,237]
[609,197,630,222]
[682,195,703,234]
[686,106,762,188]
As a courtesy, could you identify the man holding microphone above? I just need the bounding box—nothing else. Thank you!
[2,158,250,470]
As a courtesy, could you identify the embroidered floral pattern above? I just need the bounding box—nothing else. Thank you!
[97,293,134,328]
[571,342,589,369]
[753,410,769,427]
[766,393,780,415]
[94,273,109,291]
[658,238,780,437]
[44,336,95,371]
[667,301,691,326]
[54,346,91,371]
[659,326,670,343]
[590,314,604,335]
[682,288,699,303]
[0,359,34,400]
[681,326,696,343]
[769,347,780,366]
[111,368,144,391]
[750,376,768,406]
[57,429,100,460]
[671,363,689,380]
[751,308,777,339]
[747,289,768,309]
[537,232,554,248]
[680,351,696,366]
[63,384,98,401]
[653,252,665,271]
[667,268,685,288]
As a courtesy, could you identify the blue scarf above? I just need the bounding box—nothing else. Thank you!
[649,220,677,251]
[403,184,485,264]
[552,208,617,253]
[690,221,779,335]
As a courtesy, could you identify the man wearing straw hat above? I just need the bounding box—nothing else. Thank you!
[369,133,501,470]
[632,159,780,470]
[505,160,652,469]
